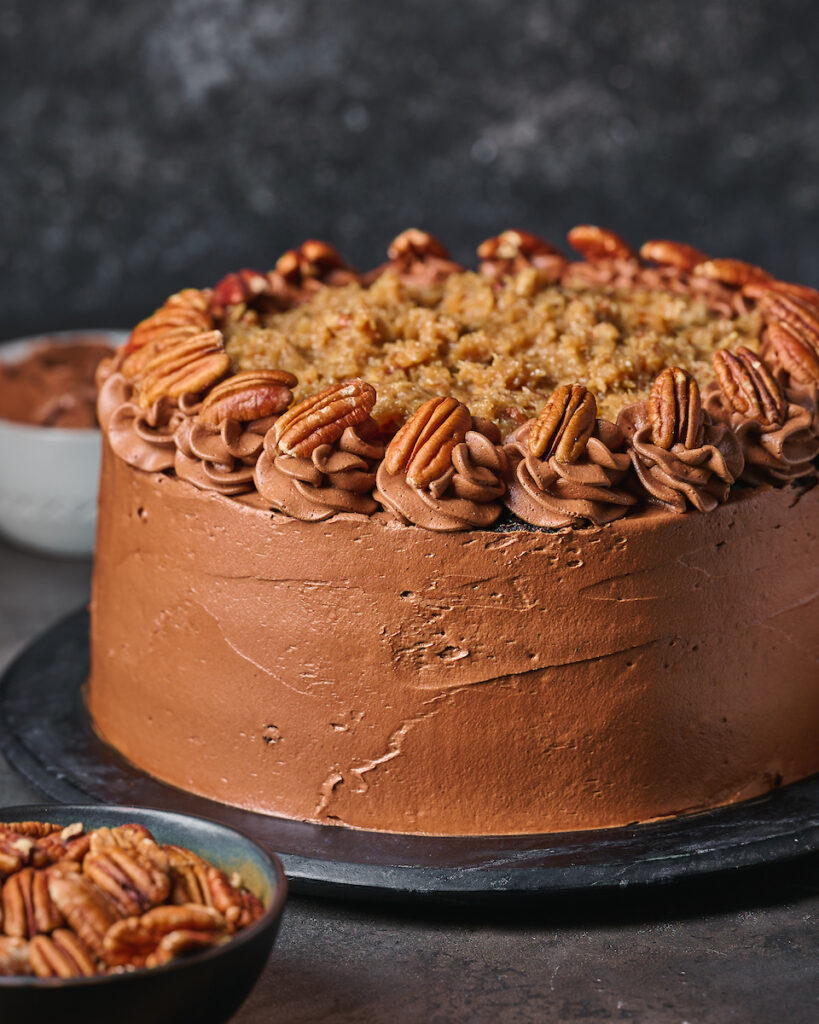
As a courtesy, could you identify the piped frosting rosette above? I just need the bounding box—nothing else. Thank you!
[617,367,744,514]
[375,396,508,531]
[98,293,233,472]
[254,379,385,520]
[174,370,297,495]
[503,384,636,528]
[703,347,818,486]
[98,372,184,472]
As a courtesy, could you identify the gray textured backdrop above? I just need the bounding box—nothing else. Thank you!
[2,0,818,339]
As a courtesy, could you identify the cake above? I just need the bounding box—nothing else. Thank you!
[88,226,819,836]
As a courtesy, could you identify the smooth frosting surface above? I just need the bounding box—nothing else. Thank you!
[89,445,819,836]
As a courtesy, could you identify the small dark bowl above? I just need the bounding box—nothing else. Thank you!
[0,804,287,1024]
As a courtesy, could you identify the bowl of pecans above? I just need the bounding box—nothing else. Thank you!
[0,804,287,1024]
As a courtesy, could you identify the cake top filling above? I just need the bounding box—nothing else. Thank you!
[224,268,760,434]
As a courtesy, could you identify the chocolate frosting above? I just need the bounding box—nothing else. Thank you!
[0,339,114,428]
[617,402,744,513]
[503,419,636,527]
[102,371,184,473]
[254,423,384,520]
[89,446,819,836]
[376,429,507,531]
[174,416,275,496]
[703,383,819,485]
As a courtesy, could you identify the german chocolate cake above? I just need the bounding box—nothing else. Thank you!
[88,227,819,836]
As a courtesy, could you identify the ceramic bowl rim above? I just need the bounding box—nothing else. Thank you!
[0,803,288,989]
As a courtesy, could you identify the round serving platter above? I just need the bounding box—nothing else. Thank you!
[1,608,817,902]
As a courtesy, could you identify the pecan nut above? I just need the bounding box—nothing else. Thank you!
[743,279,819,305]
[126,289,213,354]
[692,258,771,287]
[2,867,63,937]
[274,379,377,457]
[276,240,351,284]
[760,291,819,344]
[387,228,450,263]
[648,367,703,450]
[29,929,97,978]
[713,348,787,429]
[103,903,228,968]
[0,935,32,976]
[527,384,597,462]
[164,844,265,931]
[199,369,297,425]
[137,330,231,408]
[567,225,635,262]
[83,830,171,917]
[765,321,819,384]
[0,830,34,879]
[639,239,707,272]
[0,821,63,839]
[384,396,472,488]
[477,230,565,277]
[48,872,120,958]
[146,927,228,968]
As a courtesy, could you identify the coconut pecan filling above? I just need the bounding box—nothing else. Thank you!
[96,227,818,530]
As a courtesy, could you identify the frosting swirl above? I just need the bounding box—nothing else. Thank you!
[100,372,184,472]
[703,383,818,485]
[254,423,384,520]
[174,416,276,495]
[503,418,636,527]
[617,402,744,514]
[376,428,507,531]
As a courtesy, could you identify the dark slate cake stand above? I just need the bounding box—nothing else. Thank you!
[1,608,817,902]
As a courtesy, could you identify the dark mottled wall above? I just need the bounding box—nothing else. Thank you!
[1,0,818,339]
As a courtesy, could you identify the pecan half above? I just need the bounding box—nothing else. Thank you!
[0,830,34,879]
[276,240,351,285]
[388,229,450,263]
[477,230,565,277]
[146,927,228,968]
[648,367,703,450]
[198,369,297,425]
[48,873,120,958]
[384,396,472,488]
[2,867,63,937]
[0,935,32,976]
[35,823,89,867]
[713,348,787,429]
[126,290,213,354]
[103,904,228,968]
[83,834,171,917]
[765,321,819,383]
[274,379,376,457]
[527,384,597,462]
[639,239,707,272]
[760,291,819,344]
[29,929,97,978]
[0,821,62,839]
[164,844,264,931]
[692,258,771,288]
[743,279,819,305]
[567,225,635,262]
[137,330,230,408]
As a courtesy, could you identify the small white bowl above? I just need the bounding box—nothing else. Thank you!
[0,330,127,558]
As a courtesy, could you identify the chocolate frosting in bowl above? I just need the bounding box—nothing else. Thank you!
[89,443,819,836]
[0,338,114,428]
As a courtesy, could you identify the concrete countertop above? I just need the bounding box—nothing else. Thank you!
[0,538,816,1023]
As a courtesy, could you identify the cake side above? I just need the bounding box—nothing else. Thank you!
[88,446,819,835]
